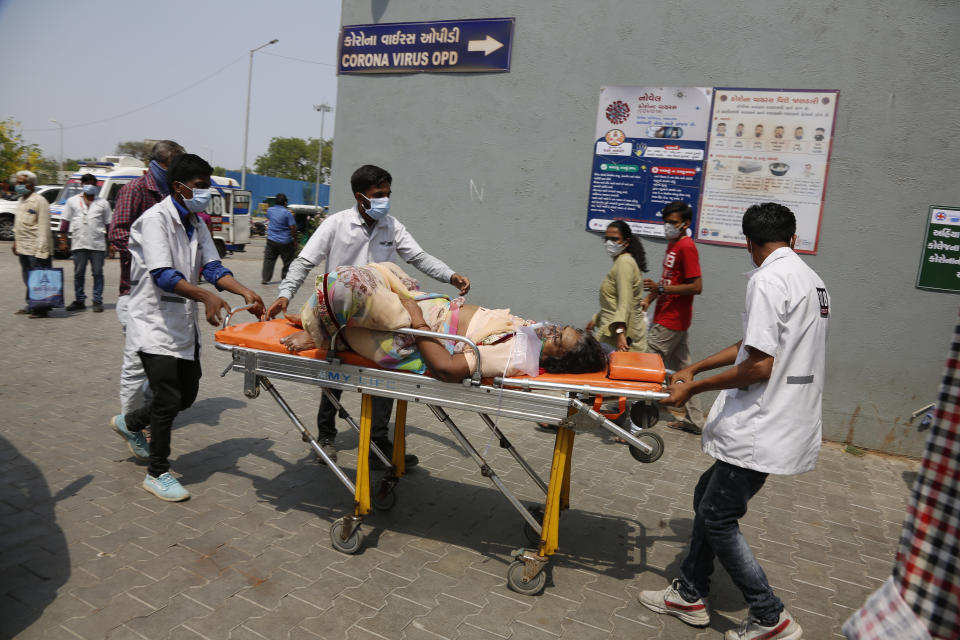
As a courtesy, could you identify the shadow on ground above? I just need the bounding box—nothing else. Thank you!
[0,435,84,639]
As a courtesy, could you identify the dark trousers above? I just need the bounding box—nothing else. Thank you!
[19,254,53,307]
[261,239,296,283]
[124,352,202,477]
[72,248,105,304]
[679,460,783,623]
[317,390,393,444]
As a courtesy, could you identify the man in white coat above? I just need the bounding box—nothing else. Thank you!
[110,154,264,501]
[638,202,829,640]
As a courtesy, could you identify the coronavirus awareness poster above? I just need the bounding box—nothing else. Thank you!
[586,86,712,238]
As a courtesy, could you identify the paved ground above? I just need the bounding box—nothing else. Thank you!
[0,238,919,639]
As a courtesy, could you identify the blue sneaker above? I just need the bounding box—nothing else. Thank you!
[142,472,190,502]
[110,414,149,460]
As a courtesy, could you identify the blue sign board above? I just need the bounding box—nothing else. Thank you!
[339,18,514,74]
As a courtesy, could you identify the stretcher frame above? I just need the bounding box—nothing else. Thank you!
[215,306,668,595]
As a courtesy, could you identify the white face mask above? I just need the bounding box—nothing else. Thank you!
[605,239,626,257]
[663,222,684,241]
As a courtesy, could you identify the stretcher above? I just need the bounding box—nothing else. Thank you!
[215,306,669,595]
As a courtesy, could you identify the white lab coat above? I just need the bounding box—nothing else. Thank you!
[701,248,830,475]
[126,196,221,361]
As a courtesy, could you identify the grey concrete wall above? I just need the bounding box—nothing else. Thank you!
[331,0,960,456]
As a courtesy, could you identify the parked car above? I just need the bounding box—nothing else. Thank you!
[0,185,63,241]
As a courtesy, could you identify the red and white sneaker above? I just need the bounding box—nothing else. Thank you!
[638,579,710,627]
[724,608,803,640]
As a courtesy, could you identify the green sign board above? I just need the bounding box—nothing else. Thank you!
[917,206,960,293]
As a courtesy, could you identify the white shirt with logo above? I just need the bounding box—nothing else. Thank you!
[278,205,455,301]
[701,247,830,475]
[62,194,113,251]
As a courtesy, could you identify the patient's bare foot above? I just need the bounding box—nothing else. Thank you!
[280,330,316,353]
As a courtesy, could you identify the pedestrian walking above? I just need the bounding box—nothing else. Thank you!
[61,173,112,312]
[11,170,54,318]
[586,219,648,352]
[261,193,297,284]
[643,200,706,433]
[265,164,470,469]
[638,202,829,640]
[109,154,264,501]
[108,140,184,414]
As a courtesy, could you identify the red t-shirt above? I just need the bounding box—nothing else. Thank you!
[653,235,701,331]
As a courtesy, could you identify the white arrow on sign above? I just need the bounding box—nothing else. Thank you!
[467,35,504,56]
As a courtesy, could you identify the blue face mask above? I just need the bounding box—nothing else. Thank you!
[14,184,29,196]
[177,183,212,214]
[82,184,98,196]
[360,194,390,221]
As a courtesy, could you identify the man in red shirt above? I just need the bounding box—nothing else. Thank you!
[643,201,705,433]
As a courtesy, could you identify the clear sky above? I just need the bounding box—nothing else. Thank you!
[0,0,341,170]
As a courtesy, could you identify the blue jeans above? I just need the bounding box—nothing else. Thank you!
[679,460,784,623]
[72,249,105,304]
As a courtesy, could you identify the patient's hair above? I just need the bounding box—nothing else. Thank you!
[607,220,647,272]
[541,333,607,374]
[351,165,392,194]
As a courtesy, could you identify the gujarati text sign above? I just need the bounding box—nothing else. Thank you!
[917,206,960,293]
[338,18,514,74]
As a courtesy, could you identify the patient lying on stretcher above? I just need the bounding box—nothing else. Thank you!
[279,262,606,382]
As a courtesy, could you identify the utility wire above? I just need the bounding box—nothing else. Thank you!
[261,51,336,67]
[22,52,248,132]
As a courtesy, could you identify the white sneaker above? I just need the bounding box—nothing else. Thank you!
[142,472,190,502]
[638,579,710,627]
[725,608,803,640]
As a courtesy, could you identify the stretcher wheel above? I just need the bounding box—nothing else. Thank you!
[329,518,364,554]
[523,507,545,546]
[373,485,397,511]
[523,510,544,546]
[507,560,547,596]
[629,432,664,463]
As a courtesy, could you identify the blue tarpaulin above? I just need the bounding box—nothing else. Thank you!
[225,171,329,212]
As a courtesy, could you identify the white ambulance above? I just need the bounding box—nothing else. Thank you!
[50,155,251,258]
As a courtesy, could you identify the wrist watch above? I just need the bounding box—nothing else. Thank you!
[657,284,665,295]
[615,327,625,335]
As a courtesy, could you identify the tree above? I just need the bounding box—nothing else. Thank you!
[0,118,45,182]
[114,140,153,161]
[253,137,333,182]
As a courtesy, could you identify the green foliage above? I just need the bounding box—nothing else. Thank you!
[253,136,333,182]
[213,165,228,176]
[114,140,153,161]
[0,118,46,182]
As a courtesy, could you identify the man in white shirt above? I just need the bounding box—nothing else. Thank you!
[266,165,470,468]
[638,202,829,640]
[62,173,113,312]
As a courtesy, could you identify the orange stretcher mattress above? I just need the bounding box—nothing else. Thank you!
[215,319,665,392]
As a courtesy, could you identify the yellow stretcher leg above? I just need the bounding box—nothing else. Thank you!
[354,393,373,516]
[539,420,575,557]
[392,400,407,476]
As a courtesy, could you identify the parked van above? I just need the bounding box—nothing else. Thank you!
[51,155,251,258]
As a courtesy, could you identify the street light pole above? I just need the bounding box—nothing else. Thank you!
[313,103,332,207]
[50,120,63,173]
[240,38,279,190]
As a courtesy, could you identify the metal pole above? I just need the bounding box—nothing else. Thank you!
[50,120,63,173]
[313,103,331,207]
[241,38,278,191]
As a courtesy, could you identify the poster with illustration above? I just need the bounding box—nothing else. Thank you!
[586,86,712,238]
[697,88,839,254]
